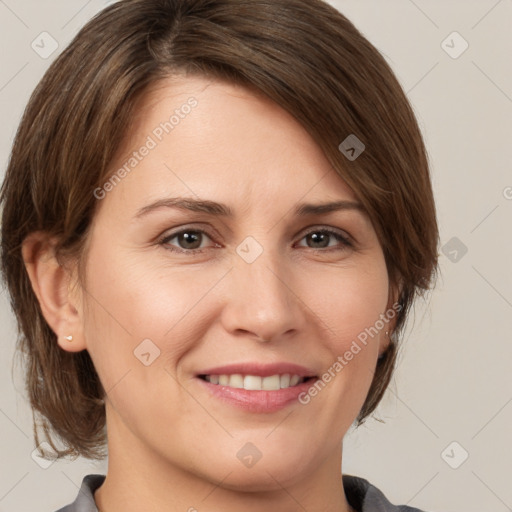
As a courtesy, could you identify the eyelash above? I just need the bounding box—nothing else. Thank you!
[157,226,354,255]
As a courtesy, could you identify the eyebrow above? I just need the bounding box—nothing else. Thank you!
[134,197,366,219]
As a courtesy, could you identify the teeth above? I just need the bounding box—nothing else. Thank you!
[244,375,262,390]
[290,374,300,386]
[204,373,307,390]
[230,374,244,388]
[262,374,280,390]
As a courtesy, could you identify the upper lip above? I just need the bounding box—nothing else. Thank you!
[197,362,318,378]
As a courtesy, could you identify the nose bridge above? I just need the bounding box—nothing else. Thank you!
[225,235,302,341]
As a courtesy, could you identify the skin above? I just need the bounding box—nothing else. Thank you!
[23,74,398,512]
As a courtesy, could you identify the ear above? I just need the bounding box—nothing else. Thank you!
[378,277,403,357]
[21,231,86,353]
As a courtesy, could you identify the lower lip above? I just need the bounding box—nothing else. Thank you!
[196,377,317,413]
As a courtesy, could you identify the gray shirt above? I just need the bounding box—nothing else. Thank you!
[55,473,431,512]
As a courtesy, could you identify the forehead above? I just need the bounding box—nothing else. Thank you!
[97,74,360,220]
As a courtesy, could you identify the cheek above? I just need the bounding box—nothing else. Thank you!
[83,243,214,340]
[304,258,390,350]
[299,258,389,406]
[80,241,228,395]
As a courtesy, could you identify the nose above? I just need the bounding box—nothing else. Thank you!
[220,243,306,344]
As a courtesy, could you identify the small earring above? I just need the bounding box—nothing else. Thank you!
[386,331,396,343]
[64,335,73,342]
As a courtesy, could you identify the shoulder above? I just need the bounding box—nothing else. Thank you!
[343,474,435,512]
[54,474,105,512]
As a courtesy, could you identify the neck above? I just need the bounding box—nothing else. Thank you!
[94,409,355,512]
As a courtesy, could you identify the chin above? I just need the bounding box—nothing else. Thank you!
[209,461,309,493]
[192,447,316,493]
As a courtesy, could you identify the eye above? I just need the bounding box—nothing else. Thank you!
[159,228,218,254]
[295,227,353,251]
[158,225,353,255]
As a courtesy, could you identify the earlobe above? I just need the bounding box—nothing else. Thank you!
[378,280,402,357]
[21,231,86,353]
[378,331,391,359]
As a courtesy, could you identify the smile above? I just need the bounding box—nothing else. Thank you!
[199,373,313,390]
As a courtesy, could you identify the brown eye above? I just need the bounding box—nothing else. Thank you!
[297,228,353,251]
[160,229,217,254]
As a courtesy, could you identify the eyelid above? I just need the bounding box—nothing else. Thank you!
[159,223,219,241]
[300,224,353,242]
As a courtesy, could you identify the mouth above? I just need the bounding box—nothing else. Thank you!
[198,373,316,391]
[195,362,319,412]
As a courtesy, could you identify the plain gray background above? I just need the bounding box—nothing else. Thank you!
[0,1,511,511]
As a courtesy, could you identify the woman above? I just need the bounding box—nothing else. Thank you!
[0,0,439,511]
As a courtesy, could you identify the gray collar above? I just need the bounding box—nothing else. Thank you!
[55,473,429,512]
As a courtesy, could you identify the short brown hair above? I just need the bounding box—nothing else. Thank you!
[0,0,439,460]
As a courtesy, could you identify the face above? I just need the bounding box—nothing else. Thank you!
[75,75,392,490]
